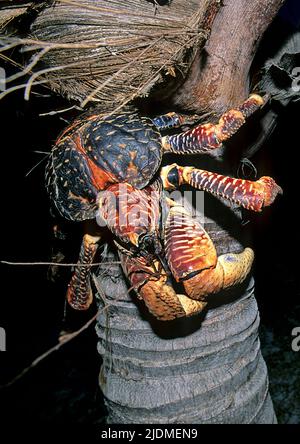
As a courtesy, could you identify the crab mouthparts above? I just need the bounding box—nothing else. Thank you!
[139,233,162,256]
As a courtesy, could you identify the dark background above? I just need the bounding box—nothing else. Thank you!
[0,0,300,425]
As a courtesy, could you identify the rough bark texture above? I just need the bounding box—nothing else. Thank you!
[172,0,286,114]
[96,232,276,423]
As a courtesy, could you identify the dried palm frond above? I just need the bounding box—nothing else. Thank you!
[0,0,221,111]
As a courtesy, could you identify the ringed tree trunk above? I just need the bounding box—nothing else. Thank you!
[0,0,284,424]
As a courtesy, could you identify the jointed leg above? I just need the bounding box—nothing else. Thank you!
[67,222,102,310]
[161,164,282,212]
[161,94,265,154]
[151,112,199,131]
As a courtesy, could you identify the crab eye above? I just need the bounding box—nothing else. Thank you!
[166,165,180,188]
[138,233,162,257]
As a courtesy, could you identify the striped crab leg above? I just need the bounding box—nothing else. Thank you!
[66,224,102,310]
[161,94,265,154]
[161,164,282,212]
[151,112,200,130]
[119,252,207,321]
[164,204,254,300]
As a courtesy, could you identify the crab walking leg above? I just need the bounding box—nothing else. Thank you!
[119,253,207,321]
[161,94,265,154]
[164,205,254,300]
[67,230,101,310]
[151,112,199,130]
[161,164,282,212]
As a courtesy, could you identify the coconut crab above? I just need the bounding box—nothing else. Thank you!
[45,94,282,320]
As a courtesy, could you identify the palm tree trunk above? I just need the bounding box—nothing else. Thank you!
[96,212,277,424]
[97,286,276,424]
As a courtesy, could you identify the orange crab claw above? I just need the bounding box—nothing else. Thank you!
[164,205,254,300]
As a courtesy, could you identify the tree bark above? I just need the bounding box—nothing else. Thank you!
[172,0,286,114]
[96,250,276,423]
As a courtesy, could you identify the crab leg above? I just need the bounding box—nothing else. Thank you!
[164,205,254,300]
[67,225,101,310]
[119,252,207,321]
[161,164,282,212]
[161,94,264,154]
[151,112,199,130]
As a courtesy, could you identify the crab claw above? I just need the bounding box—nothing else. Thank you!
[182,248,254,300]
[164,204,254,301]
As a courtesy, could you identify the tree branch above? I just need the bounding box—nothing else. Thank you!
[172,0,286,114]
